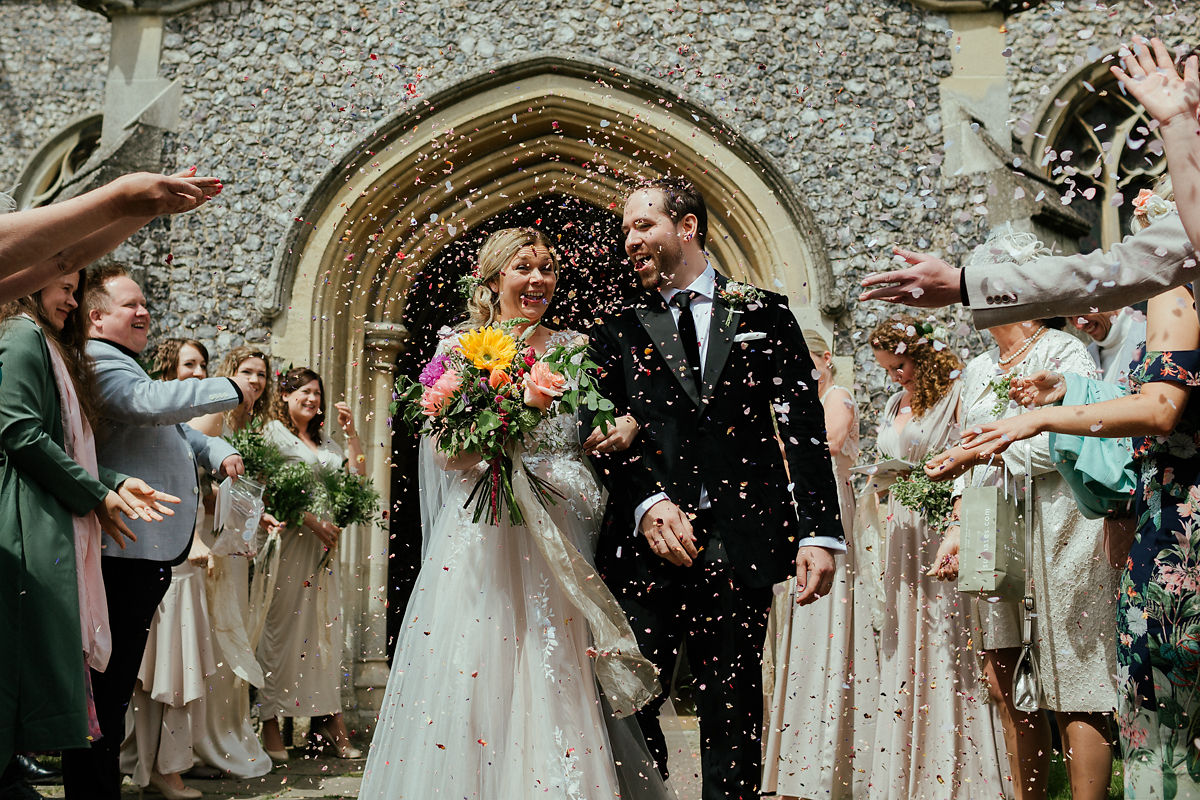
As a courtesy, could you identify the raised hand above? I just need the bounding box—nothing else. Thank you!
[857,247,962,308]
[112,167,223,217]
[1111,37,1200,126]
[335,401,358,438]
[795,545,835,605]
[1011,370,1066,408]
[639,499,698,567]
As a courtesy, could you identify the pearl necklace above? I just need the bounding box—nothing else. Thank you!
[997,326,1046,367]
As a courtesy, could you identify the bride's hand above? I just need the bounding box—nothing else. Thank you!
[583,414,639,454]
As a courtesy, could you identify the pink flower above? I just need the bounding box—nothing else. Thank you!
[522,361,567,412]
[1133,188,1155,214]
[420,369,461,416]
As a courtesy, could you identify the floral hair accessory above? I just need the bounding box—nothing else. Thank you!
[456,267,484,301]
[916,319,950,350]
[717,279,765,324]
[1133,188,1176,227]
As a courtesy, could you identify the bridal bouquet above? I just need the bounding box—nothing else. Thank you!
[393,322,615,525]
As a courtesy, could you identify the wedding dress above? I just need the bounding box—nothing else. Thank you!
[359,330,672,800]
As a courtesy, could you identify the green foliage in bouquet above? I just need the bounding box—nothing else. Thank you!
[265,461,319,530]
[315,465,382,528]
[889,456,954,531]
[224,425,286,480]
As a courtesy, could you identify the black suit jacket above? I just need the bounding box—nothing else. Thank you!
[588,275,843,589]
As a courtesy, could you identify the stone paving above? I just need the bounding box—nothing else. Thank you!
[37,718,702,799]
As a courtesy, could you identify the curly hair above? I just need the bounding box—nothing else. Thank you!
[150,338,209,381]
[462,227,560,329]
[272,366,326,444]
[869,314,961,417]
[215,344,275,432]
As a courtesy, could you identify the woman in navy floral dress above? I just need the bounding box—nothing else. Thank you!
[927,283,1200,797]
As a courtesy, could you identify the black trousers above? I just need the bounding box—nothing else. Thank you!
[617,513,774,800]
[61,557,170,800]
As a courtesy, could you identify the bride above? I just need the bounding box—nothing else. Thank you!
[359,227,674,799]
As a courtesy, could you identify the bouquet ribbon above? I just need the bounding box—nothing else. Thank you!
[509,441,661,718]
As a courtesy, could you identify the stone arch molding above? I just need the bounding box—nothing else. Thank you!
[268,57,835,373]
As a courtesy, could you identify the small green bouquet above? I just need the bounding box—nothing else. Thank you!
[889,455,955,531]
[315,465,382,529]
[224,425,315,529]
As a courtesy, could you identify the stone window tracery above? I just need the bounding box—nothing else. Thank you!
[1028,58,1165,251]
[14,115,103,209]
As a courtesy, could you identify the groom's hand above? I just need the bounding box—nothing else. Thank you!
[639,499,698,567]
[794,546,835,605]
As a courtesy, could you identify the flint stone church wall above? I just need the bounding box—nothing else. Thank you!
[0,0,1193,445]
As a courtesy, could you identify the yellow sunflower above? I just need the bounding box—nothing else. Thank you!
[458,326,519,373]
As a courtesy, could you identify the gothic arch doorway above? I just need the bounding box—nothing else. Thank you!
[265,57,834,725]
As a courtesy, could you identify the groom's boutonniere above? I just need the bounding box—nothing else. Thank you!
[717,280,764,324]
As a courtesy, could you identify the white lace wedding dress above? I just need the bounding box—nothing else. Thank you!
[359,330,671,800]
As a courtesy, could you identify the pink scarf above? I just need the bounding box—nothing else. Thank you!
[36,317,111,672]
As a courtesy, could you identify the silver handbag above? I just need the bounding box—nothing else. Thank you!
[1011,449,1041,714]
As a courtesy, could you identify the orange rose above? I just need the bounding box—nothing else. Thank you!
[488,368,512,389]
[522,361,567,412]
[420,369,462,416]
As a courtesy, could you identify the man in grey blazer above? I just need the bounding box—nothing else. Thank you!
[61,264,252,800]
[857,213,1198,326]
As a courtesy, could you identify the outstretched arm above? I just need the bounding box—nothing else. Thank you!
[0,169,222,302]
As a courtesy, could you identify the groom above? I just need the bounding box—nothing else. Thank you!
[587,177,844,799]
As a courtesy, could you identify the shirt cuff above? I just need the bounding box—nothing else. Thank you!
[959,266,969,307]
[633,492,670,537]
[797,536,846,553]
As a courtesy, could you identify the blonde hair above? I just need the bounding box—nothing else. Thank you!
[216,344,276,432]
[802,329,835,379]
[869,314,962,417]
[463,227,559,328]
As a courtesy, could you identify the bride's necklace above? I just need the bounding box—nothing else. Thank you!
[997,326,1046,367]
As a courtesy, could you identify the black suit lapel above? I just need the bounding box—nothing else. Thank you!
[703,295,739,405]
[635,302,702,407]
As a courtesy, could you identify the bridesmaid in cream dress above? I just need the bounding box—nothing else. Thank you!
[187,345,277,780]
[762,329,875,799]
[257,367,365,761]
[865,315,1007,800]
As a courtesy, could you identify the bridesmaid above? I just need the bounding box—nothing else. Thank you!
[865,314,1006,799]
[0,271,175,795]
[257,367,365,761]
[761,329,874,799]
[188,345,276,779]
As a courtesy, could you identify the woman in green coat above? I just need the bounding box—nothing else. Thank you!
[0,269,177,795]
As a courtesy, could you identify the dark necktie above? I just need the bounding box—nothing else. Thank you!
[670,290,703,392]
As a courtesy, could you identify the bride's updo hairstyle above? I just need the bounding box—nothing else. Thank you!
[870,313,962,417]
[463,227,560,328]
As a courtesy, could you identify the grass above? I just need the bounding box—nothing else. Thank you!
[1047,753,1124,799]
